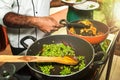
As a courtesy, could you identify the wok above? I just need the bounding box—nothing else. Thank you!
[61,19,109,44]
[20,35,107,80]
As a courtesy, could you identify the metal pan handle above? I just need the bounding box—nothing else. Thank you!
[109,26,120,33]
[93,51,108,66]
[59,19,68,26]
[20,36,36,49]
[59,19,85,28]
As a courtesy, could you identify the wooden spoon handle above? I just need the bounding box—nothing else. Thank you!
[0,55,58,62]
[0,55,78,65]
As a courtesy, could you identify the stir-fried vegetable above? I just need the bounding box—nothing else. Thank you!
[69,19,104,36]
[37,64,54,75]
[41,43,75,57]
[60,66,72,75]
[36,43,85,75]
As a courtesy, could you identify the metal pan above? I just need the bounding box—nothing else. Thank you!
[61,19,109,44]
[20,35,107,80]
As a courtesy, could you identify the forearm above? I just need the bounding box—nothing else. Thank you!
[3,12,36,28]
[3,12,61,33]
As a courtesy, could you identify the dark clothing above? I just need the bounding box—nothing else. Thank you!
[67,7,93,22]
[10,45,26,55]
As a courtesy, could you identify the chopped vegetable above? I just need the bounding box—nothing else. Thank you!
[36,43,85,75]
[69,19,104,36]
[37,64,54,75]
[89,4,95,8]
[76,0,82,2]
[60,66,72,75]
[41,43,75,57]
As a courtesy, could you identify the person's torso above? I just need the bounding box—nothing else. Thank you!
[12,0,50,16]
[7,0,51,48]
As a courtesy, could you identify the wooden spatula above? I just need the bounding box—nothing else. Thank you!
[0,55,78,65]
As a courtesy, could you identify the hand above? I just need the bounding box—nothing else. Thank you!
[33,16,62,33]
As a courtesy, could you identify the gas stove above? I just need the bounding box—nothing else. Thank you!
[10,44,104,80]
[3,33,119,80]
[13,63,99,80]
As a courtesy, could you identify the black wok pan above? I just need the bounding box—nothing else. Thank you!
[20,35,107,80]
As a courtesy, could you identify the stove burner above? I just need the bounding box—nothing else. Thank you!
[14,66,38,80]
[14,65,99,80]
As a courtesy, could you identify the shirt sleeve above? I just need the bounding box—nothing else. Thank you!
[0,0,14,26]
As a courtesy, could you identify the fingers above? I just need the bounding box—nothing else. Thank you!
[45,27,58,33]
[45,25,59,33]
[39,16,63,33]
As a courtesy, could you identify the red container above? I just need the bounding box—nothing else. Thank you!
[67,19,109,44]
[0,25,8,51]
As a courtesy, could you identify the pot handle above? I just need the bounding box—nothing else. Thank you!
[59,19,85,28]
[20,36,36,49]
[109,26,120,33]
[59,19,69,26]
[93,51,108,66]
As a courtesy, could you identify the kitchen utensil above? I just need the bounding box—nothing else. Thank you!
[0,55,78,65]
[60,19,86,28]
[20,35,107,80]
[61,0,86,4]
[73,1,100,10]
[67,19,109,44]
